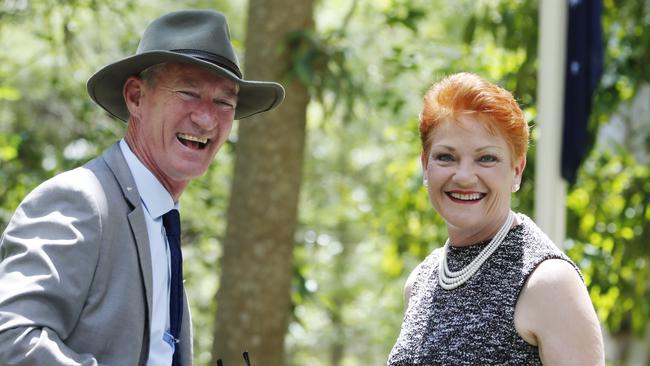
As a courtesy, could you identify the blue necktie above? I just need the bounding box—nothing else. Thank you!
[162,209,183,366]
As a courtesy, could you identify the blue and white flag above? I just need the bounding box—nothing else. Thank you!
[561,0,604,184]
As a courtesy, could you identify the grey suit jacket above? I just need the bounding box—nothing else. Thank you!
[0,143,192,365]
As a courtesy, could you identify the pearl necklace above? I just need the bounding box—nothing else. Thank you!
[437,210,515,290]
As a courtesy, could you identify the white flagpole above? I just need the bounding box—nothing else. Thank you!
[535,0,568,248]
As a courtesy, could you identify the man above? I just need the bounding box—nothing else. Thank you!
[0,10,284,366]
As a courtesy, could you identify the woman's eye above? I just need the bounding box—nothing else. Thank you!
[435,153,454,162]
[478,155,498,163]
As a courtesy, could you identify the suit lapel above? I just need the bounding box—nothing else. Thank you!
[102,143,154,322]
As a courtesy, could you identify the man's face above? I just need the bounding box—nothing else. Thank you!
[125,62,237,193]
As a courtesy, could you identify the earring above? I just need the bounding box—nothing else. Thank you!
[513,184,520,192]
[423,179,428,186]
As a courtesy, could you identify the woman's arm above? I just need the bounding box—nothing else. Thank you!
[515,258,605,366]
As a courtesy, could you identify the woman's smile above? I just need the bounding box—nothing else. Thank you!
[445,191,486,203]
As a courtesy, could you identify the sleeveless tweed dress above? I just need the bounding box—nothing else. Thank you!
[387,213,580,365]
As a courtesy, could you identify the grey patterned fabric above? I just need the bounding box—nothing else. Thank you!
[387,213,580,365]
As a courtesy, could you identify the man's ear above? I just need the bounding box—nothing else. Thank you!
[123,76,145,119]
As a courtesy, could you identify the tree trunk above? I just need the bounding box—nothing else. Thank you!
[211,1,313,365]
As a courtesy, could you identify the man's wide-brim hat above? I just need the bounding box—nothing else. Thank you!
[87,10,285,121]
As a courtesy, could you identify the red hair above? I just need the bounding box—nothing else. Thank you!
[420,72,528,164]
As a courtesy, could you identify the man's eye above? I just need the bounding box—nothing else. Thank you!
[177,90,199,99]
[215,99,236,109]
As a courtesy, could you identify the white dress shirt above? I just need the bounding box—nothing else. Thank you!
[120,139,176,366]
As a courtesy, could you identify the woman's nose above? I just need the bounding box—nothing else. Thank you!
[452,161,477,186]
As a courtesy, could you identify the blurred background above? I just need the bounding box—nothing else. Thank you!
[1,0,649,365]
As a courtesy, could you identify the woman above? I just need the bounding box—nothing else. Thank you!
[387,73,604,365]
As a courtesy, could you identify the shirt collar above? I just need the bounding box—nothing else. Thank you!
[119,139,178,219]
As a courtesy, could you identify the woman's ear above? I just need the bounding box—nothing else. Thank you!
[512,156,527,192]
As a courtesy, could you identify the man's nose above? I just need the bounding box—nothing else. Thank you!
[190,100,219,130]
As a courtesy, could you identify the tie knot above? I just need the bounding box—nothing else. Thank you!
[162,209,181,237]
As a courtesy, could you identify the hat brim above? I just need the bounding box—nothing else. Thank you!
[87,51,285,121]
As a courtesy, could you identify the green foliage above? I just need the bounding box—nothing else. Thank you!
[383,0,427,32]
[286,28,358,119]
[566,149,650,337]
[0,0,139,228]
[285,0,363,121]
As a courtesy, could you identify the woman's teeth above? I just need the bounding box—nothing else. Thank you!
[448,192,483,201]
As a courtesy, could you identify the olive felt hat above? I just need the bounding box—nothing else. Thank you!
[87,10,285,121]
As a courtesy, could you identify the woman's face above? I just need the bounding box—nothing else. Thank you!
[423,115,525,245]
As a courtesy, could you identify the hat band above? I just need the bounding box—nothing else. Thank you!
[172,49,242,79]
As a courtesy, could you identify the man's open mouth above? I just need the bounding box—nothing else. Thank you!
[177,133,209,150]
